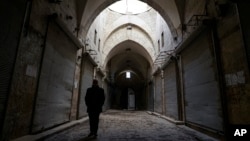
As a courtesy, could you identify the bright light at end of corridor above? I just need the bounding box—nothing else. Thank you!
[126,71,131,78]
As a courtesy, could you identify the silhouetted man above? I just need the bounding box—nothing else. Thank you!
[85,79,105,138]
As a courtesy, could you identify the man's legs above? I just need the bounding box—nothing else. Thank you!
[88,112,100,136]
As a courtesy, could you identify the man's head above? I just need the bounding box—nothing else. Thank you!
[92,79,98,86]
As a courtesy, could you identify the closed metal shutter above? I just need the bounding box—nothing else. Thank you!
[181,30,223,131]
[0,1,27,133]
[164,62,178,119]
[78,57,94,118]
[148,82,154,111]
[154,74,162,113]
[0,48,15,133]
[32,21,77,133]
[103,80,109,111]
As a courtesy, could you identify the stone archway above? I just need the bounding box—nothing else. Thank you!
[77,0,180,37]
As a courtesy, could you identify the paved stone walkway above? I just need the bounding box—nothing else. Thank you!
[42,110,218,141]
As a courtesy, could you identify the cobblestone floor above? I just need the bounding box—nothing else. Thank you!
[42,110,218,141]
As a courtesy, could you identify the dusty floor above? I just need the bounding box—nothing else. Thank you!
[41,110,218,141]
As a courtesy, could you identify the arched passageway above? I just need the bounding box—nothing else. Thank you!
[1,1,250,141]
[105,40,151,110]
[83,0,170,113]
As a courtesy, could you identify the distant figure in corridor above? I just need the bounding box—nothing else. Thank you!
[85,79,105,138]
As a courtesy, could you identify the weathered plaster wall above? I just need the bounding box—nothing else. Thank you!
[217,4,250,124]
[30,0,77,36]
[184,0,207,23]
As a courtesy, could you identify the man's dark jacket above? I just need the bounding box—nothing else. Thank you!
[85,85,105,113]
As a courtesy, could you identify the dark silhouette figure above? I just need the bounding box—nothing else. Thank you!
[85,79,105,138]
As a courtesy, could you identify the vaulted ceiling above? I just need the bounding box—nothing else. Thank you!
[76,0,184,37]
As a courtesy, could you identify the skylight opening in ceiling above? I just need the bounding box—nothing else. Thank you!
[109,0,151,14]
